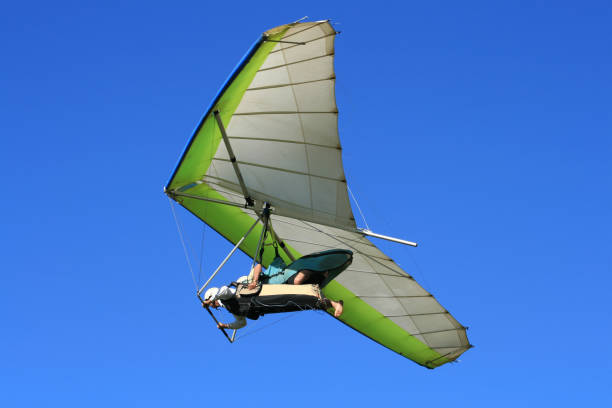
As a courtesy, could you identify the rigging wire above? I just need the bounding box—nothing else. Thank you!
[168,197,199,291]
[347,184,370,230]
[405,249,432,292]
[234,294,331,341]
[367,195,431,286]
[349,182,433,290]
[197,193,211,287]
[234,308,299,341]
[197,223,206,286]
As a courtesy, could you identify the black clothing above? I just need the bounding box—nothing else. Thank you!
[223,293,331,319]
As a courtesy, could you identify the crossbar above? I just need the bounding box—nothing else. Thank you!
[167,188,417,248]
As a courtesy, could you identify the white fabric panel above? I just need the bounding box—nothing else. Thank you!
[397,297,445,315]
[364,257,407,276]
[306,145,343,179]
[284,235,381,258]
[282,230,376,254]
[301,113,338,146]
[226,114,303,142]
[239,163,311,209]
[362,297,407,317]
[423,330,462,348]
[279,240,330,256]
[293,80,336,112]
[276,37,334,65]
[215,139,309,174]
[411,314,456,334]
[226,113,339,146]
[250,66,291,88]
[286,56,334,83]
[309,178,341,215]
[344,255,379,273]
[335,271,391,297]
[235,87,297,113]
[253,57,334,87]
[379,275,429,297]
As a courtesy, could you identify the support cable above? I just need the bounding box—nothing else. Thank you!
[197,223,206,286]
[234,307,300,341]
[168,197,199,291]
[347,184,370,230]
[197,215,262,295]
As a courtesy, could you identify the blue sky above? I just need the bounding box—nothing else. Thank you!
[2,1,610,406]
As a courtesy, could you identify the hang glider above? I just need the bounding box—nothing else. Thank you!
[165,19,471,369]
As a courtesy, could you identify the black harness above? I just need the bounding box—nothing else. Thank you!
[221,282,262,320]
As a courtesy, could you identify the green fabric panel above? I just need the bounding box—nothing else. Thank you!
[177,182,448,368]
[322,282,449,368]
[168,30,287,191]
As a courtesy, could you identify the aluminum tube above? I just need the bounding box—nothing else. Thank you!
[197,215,262,295]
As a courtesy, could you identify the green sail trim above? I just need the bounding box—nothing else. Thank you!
[177,182,448,368]
[168,30,287,191]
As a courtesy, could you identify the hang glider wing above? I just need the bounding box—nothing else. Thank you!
[165,20,471,369]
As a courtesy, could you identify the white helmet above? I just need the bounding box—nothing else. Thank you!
[204,287,219,301]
